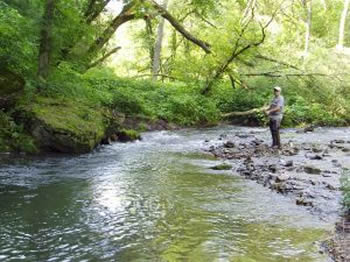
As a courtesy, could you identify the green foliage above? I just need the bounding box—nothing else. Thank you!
[0,2,38,75]
[84,69,220,126]
[0,111,37,153]
[341,169,350,211]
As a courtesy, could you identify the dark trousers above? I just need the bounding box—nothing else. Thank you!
[269,118,281,148]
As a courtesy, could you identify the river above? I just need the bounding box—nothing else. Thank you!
[0,126,334,261]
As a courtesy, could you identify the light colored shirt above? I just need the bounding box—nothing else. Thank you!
[269,95,284,120]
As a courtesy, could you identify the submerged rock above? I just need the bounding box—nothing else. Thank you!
[296,197,313,206]
[210,163,233,170]
[304,165,322,175]
[307,154,323,160]
[224,141,235,148]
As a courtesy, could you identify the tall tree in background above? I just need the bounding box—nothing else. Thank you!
[38,0,56,79]
[302,0,312,57]
[152,0,169,80]
[144,16,155,70]
[337,0,350,50]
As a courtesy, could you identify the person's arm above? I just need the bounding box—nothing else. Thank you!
[266,105,281,114]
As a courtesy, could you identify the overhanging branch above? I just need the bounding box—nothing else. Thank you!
[148,0,211,53]
[87,46,121,70]
[241,71,333,78]
[255,54,301,70]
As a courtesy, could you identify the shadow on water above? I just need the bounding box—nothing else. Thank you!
[0,126,334,261]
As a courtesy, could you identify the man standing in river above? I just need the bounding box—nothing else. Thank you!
[265,86,284,149]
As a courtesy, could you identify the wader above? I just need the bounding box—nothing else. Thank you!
[269,118,281,148]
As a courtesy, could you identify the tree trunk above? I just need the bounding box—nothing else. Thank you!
[338,0,350,49]
[145,17,155,69]
[303,0,312,57]
[152,0,169,80]
[38,0,56,79]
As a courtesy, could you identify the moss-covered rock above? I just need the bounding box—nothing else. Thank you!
[116,129,141,142]
[17,96,121,153]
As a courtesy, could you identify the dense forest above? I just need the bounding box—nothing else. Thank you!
[1,0,350,154]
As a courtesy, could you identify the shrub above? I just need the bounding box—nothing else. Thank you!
[0,111,37,153]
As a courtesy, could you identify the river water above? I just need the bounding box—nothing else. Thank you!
[0,126,334,261]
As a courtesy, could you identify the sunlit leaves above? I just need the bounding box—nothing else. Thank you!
[0,2,39,74]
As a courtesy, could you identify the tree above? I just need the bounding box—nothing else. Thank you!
[152,0,169,80]
[38,0,56,79]
[302,0,312,57]
[85,0,211,63]
[337,0,350,49]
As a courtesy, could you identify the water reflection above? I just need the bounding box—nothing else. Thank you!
[0,126,336,261]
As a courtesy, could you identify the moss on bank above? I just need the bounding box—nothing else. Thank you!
[14,96,117,153]
[116,129,141,142]
[0,111,37,153]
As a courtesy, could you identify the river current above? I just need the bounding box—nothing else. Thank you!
[0,126,334,261]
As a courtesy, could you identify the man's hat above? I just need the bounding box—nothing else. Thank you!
[274,86,281,92]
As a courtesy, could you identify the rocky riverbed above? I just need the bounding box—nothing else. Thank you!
[203,126,350,261]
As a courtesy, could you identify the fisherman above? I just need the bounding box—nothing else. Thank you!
[265,86,284,149]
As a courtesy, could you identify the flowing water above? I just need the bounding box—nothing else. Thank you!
[0,126,335,262]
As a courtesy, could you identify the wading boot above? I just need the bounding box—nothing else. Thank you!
[271,131,277,148]
[276,131,282,149]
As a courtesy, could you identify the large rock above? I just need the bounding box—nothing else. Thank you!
[18,97,122,153]
[0,69,25,110]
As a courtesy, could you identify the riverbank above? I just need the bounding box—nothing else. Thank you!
[203,126,350,261]
[0,71,220,154]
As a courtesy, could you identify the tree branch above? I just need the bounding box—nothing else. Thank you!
[222,105,268,118]
[84,0,111,24]
[133,73,183,81]
[255,54,300,70]
[194,10,217,28]
[148,0,211,53]
[87,46,121,70]
[241,71,332,78]
[87,1,135,55]
[201,9,275,94]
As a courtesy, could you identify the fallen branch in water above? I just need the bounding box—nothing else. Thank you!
[241,71,332,78]
[222,105,268,118]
